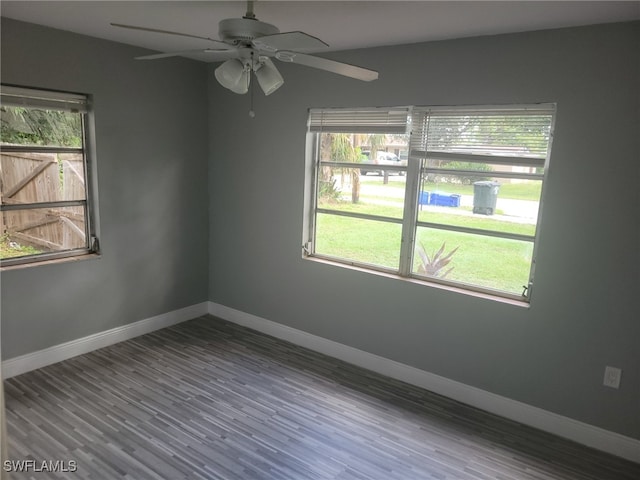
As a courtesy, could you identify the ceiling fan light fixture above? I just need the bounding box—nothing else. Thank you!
[117,0,379,97]
[215,58,249,93]
[255,58,284,96]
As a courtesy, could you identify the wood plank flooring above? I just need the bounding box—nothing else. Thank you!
[4,316,640,479]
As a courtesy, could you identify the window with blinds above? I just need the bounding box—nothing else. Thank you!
[304,104,555,302]
[1,85,99,267]
[308,107,410,134]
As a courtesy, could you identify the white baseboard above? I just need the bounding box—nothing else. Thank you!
[2,302,209,379]
[208,301,640,464]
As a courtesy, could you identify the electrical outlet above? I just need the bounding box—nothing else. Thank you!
[603,366,622,389]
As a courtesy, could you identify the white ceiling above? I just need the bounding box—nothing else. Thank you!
[2,1,639,62]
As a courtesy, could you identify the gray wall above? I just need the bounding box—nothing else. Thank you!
[208,22,639,439]
[1,19,210,358]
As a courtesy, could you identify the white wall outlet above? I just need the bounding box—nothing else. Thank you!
[603,366,622,389]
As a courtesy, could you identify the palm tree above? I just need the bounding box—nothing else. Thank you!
[331,133,360,203]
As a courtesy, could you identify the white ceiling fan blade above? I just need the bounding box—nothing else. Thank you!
[111,23,232,49]
[135,49,235,60]
[252,31,329,53]
[275,52,378,82]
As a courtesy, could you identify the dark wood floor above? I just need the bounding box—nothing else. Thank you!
[4,316,640,479]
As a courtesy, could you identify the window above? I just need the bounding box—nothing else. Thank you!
[1,85,99,267]
[304,105,555,302]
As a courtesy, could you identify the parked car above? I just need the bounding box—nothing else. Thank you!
[359,151,406,176]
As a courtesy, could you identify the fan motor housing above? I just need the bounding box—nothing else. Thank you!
[219,18,279,44]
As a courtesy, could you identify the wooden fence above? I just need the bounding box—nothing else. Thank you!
[1,151,86,254]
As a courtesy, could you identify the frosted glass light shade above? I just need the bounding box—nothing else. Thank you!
[215,59,249,94]
[255,58,284,96]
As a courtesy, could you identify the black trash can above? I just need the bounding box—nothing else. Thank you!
[473,181,500,215]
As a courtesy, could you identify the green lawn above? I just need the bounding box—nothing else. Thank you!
[360,177,542,202]
[315,214,401,269]
[0,235,41,259]
[315,213,532,294]
[316,176,540,295]
[420,181,541,201]
[414,228,532,294]
[315,203,535,295]
[318,201,536,236]
[320,200,404,219]
[417,210,536,236]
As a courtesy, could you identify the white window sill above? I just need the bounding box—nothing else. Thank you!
[304,255,531,309]
[1,253,101,272]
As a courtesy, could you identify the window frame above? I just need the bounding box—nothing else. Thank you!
[1,84,100,268]
[303,104,555,303]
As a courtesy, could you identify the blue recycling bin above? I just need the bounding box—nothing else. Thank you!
[429,193,461,207]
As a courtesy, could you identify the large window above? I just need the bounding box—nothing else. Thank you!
[1,85,99,267]
[304,105,555,302]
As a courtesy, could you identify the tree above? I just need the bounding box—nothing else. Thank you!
[331,133,360,203]
[1,106,82,147]
[316,133,340,202]
[426,113,551,157]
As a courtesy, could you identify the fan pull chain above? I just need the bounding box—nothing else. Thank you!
[249,73,255,117]
[249,53,256,117]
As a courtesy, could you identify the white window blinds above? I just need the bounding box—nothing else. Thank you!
[410,105,555,167]
[1,85,88,113]
[308,107,410,134]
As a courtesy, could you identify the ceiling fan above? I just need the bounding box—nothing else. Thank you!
[112,0,378,97]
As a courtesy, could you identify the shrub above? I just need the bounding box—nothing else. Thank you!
[416,242,459,278]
